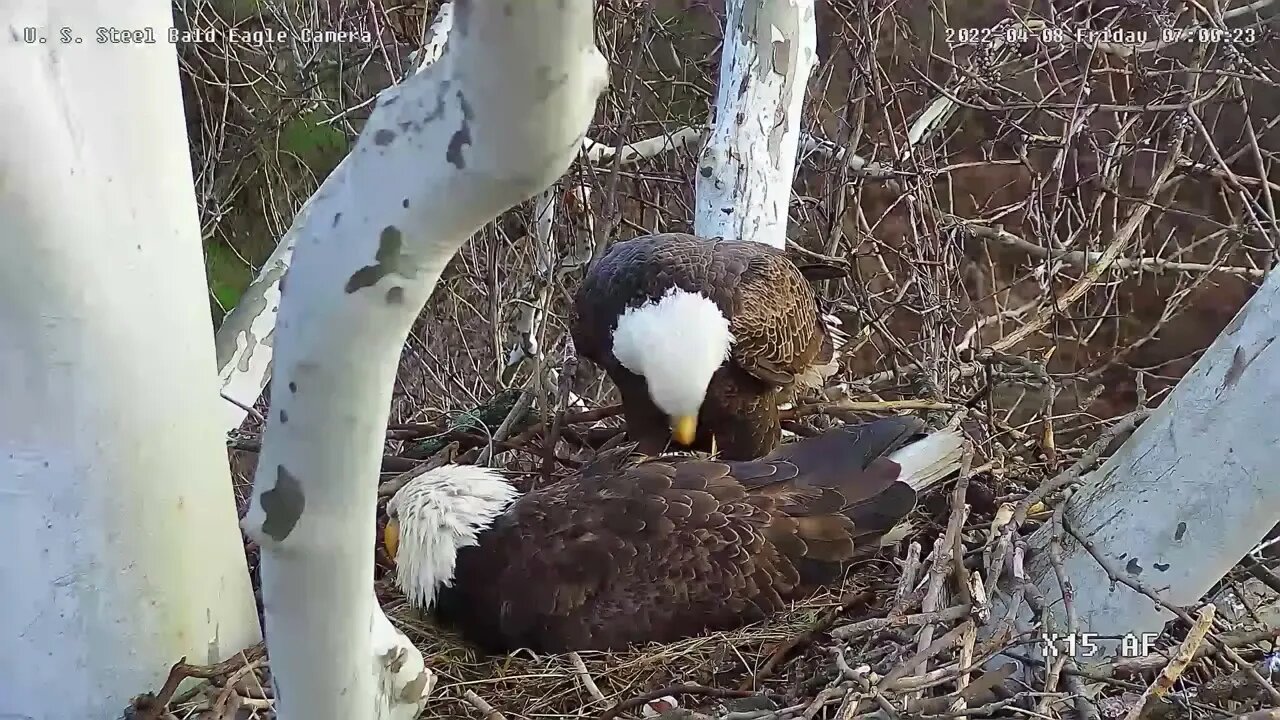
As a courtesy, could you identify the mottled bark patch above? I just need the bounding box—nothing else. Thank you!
[1174,521,1188,541]
[374,128,397,146]
[1125,558,1143,575]
[447,92,474,169]
[1154,562,1170,572]
[382,646,407,674]
[533,66,569,101]
[771,39,791,76]
[288,381,297,393]
[216,261,287,372]
[423,81,450,124]
[1219,336,1275,395]
[260,465,306,542]
[279,409,289,423]
[400,670,434,702]
[345,226,410,293]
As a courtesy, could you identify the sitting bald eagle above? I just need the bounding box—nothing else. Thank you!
[382,415,963,654]
[570,233,847,461]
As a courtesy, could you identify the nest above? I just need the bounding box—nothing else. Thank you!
[145,391,1280,720]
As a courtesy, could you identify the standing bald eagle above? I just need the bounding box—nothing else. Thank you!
[382,416,964,654]
[570,233,847,461]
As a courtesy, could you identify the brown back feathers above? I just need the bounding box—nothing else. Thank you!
[419,415,961,654]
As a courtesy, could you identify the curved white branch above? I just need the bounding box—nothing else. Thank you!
[694,0,817,248]
[0,1,261,716]
[1012,267,1280,665]
[239,1,608,718]
[214,1,456,434]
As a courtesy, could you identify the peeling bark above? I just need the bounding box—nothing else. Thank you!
[695,0,817,248]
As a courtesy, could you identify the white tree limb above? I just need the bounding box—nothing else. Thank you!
[694,0,817,248]
[582,125,704,164]
[239,2,607,718]
[1011,266,1280,665]
[0,2,261,716]
[213,1,456,434]
[501,189,558,382]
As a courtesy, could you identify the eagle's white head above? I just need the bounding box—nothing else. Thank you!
[383,465,520,609]
[610,286,735,446]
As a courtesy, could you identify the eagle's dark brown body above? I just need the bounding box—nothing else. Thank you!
[570,233,840,461]
[430,416,948,654]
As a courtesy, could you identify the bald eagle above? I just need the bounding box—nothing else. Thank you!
[570,233,847,461]
[382,415,964,654]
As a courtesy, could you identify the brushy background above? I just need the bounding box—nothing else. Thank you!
[168,0,1280,718]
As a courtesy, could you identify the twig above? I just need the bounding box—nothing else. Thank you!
[209,657,266,720]
[890,542,924,617]
[596,685,762,720]
[907,451,972,699]
[985,406,1151,593]
[463,689,508,720]
[1105,626,1280,676]
[965,220,1267,279]
[477,390,534,466]
[831,604,971,640]
[129,644,264,720]
[738,591,874,691]
[1067,517,1280,705]
[542,337,579,484]
[569,651,608,705]
[1120,603,1216,720]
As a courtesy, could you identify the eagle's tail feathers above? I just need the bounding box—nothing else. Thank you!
[888,428,966,492]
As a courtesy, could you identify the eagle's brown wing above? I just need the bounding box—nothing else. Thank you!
[732,415,932,547]
[720,245,832,388]
[435,447,873,653]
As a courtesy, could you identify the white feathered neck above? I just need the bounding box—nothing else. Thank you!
[387,464,520,609]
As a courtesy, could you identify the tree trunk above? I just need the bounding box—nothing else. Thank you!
[1018,266,1280,665]
[213,5,457,433]
[0,2,261,717]
[239,2,608,718]
[695,0,817,248]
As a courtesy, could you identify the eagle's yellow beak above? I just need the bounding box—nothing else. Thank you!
[383,516,400,563]
[671,415,698,446]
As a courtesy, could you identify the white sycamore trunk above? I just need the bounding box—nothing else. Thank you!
[0,2,261,718]
[1018,266,1280,664]
[695,0,817,248]
[214,5,457,433]
[239,2,608,718]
